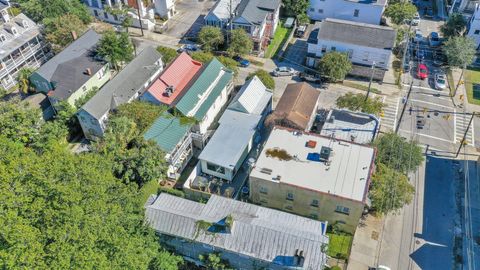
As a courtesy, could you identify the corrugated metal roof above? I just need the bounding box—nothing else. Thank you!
[233,0,280,26]
[207,0,243,21]
[228,75,272,115]
[145,193,328,269]
[175,58,233,120]
[143,113,192,153]
[198,110,261,169]
[145,52,202,105]
[81,46,162,119]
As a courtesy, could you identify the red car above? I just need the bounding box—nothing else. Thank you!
[417,63,428,80]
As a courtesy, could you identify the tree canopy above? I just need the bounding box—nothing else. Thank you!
[441,13,467,38]
[227,29,253,57]
[282,0,309,17]
[198,26,224,52]
[0,99,42,145]
[373,132,424,174]
[16,0,92,24]
[443,36,476,68]
[43,14,88,51]
[319,52,352,82]
[156,46,178,65]
[112,101,167,133]
[369,163,415,214]
[384,2,417,25]
[97,30,134,70]
[246,69,275,90]
[336,92,384,115]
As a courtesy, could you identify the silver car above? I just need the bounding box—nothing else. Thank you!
[273,67,296,77]
[434,73,447,90]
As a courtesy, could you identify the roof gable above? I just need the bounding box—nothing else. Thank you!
[228,75,271,115]
[143,113,192,153]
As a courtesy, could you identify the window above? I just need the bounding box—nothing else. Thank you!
[321,45,327,53]
[310,8,315,12]
[363,52,369,61]
[354,9,359,17]
[335,205,350,215]
[331,46,336,51]
[259,186,268,194]
[311,199,319,207]
[286,192,294,201]
[475,30,480,35]
[318,9,323,13]
[0,34,5,43]
[206,162,225,174]
[347,49,353,59]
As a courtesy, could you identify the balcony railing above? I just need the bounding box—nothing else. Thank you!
[169,133,193,166]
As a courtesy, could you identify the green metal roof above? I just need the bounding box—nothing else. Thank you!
[176,58,234,120]
[143,113,192,153]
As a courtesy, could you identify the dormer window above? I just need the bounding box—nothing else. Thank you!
[22,20,29,29]
[0,34,6,43]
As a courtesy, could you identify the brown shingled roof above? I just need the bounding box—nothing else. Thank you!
[270,82,320,131]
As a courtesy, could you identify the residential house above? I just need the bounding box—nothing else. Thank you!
[82,0,156,30]
[175,58,234,149]
[450,0,478,15]
[268,82,320,132]
[22,93,55,120]
[29,30,109,107]
[144,113,193,180]
[204,0,281,54]
[141,52,202,106]
[307,0,387,25]
[183,75,272,199]
[145,193,329,270]
[154,0,176,19]
[468,4,480,50]
[0,1,50,90]
[77,46,163,140]
[315,109,379,144]
[306,19,396,71]
[249,126,376,233]
[231,0,281,53]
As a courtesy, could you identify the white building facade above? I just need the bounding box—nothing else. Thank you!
[468,4,480,50]
[307,0,387,25]
[154,0,176,19]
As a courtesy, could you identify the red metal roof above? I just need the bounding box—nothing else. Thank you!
[146,52,202,106]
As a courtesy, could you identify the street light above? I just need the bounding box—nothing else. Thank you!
[364,61,376,102]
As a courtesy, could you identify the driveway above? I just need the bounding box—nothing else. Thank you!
[165,0,216,39]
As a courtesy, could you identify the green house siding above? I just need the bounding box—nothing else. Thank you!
[176,58,234,120]
[29,72,52,93]
[66,65,110,106]
[144,114,192,153]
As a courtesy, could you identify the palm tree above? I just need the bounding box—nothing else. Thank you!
[16,67,34,94]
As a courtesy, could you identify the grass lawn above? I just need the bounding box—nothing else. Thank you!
[326,233,353,259]
[265,23,291,59]
[139,180,160,207]
[464,68,480,106]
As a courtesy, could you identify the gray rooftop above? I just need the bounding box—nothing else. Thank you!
[228,75,272,115]
[250,127,375,202]
[199,110,261,169]
[145,193,329,269]
[345,0,387,4]
[319,109,379,144]
[81,46,162,119]
[316,18,396,49]
[207,0,242,21]
[0,13,41,59]
[0,1,8,11]
[233,0,281,26]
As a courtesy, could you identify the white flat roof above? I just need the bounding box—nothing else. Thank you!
[250,127,375,202]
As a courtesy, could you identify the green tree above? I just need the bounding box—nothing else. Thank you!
[113,100,167,133]
[373,132,424,174]
[105,5,134,32]
[148,250,184,270]
[246,69,275,90]
[198,26,224,52]
[75,87,99,109]
[17,0,92,24]
[97,30,134,70]
[0,136,180,269]
[282,0,309,16]
[336,92,384,115]
[227,28,253,57]
[199,253,232,270]
[16,67,34,94]
[296,13,310,25]
[190,51,214,63]
[318,52,352,82]
[384,2,417,25]
[43,14,88,52]
[156,46,178,65]
[0,99,42,145]
[217,56,239,75]
[443,36,476,94]
[370,163,415,214]
[441,13,467,38]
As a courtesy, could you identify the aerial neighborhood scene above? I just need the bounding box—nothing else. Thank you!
[2,0,480,269]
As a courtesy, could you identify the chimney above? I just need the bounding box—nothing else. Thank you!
[85,68,92,76]
[71,31,77,40]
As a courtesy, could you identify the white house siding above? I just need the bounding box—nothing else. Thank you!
[195,82,232,135]
[77,109,107,140]
[307,40,391,69]
[468,5,480,50]
[154,0,175,19]
[307,0,385,25]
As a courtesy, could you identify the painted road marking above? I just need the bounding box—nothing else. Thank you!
[399,129,454,143]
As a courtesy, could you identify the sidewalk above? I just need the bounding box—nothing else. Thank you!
[347,214,383,270]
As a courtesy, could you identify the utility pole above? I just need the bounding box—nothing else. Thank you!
[453,64,466,97]
[455,112,475,158]
[135,0,144,37]
[365,62,376,101]
[395,81,414,133]
[227,0,233,46]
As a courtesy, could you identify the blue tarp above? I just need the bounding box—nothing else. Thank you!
[307,153,321,162]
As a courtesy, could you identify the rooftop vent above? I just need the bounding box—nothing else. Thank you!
[260,167,272,175]
[306,140,317,148]
[320,146,332,162]
[163,85,175,97]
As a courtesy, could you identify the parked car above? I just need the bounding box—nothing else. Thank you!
[177,44,199,53]
[295,25,307,38]
[369,266,392,270]
[434,73,447,90]
[417,63,428,80]
[433,51,448,67]
[299,71,322,84]
[233,56,250,67]
[428,32,441,47]
[417,115,426,129]
[273,66,296,77]
[413,29,423,43]
[416,49,426,60]
[412,12,420,26]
